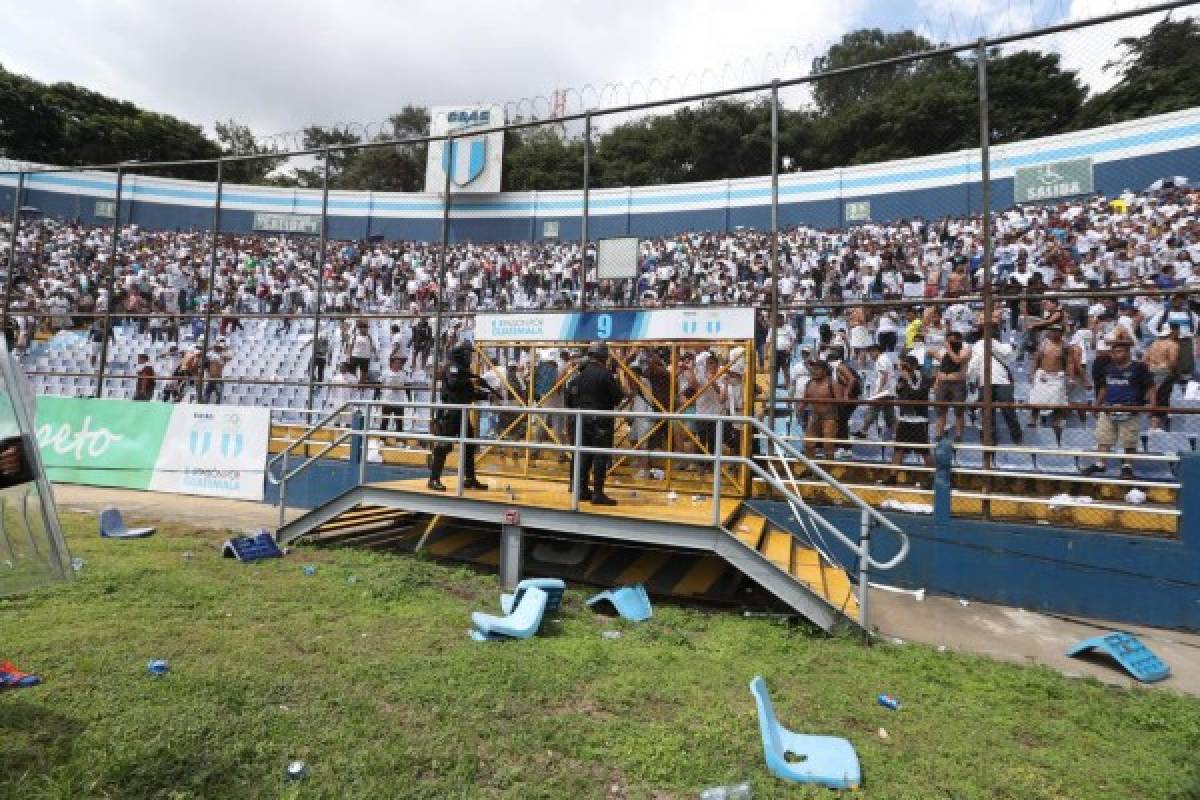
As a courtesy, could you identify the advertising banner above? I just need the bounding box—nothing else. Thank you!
[1013,158,1094,202]
[34,398,269,501]
[474,308,755,343]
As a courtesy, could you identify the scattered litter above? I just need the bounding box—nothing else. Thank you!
[223,531,283,562]
[1048,493,1095,511]
[891,637,905,646]
[1125,488,1147,505]
[650,468,665,480]
[738,524,749,532]
[99,507,156,539]
[691,494,705,503]
[147,659,169,677]
[70,557,84,573]
[347,575,360,584]
[666,491,678,502]
[286,760,310,781]
[877,727,889,740]
[182,551,194,561]
[868,582,924,601]
[1066,632,1170,683]
[1063,672,1083,680]
[937,645,948,653]
[601,630,622,640]
[877,693,901,711]
[958,598,970,607]
[699,781,753,799]
[587,584,652,622]
[0,661,41,689]
[302,565,316,576]
[279,704,290,711]
[881,498,933,514]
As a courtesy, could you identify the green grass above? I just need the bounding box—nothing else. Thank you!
[1,515,1199,799]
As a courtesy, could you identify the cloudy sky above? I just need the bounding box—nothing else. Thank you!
[0,0,1176,143]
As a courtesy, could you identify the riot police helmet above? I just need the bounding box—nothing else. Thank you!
[587,342,609,360]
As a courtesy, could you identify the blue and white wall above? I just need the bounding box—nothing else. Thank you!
[3,108,1200,241]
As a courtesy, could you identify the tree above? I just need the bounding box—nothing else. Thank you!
[336,106,430,192]
[811,29,938,115]
[0,63,219,177]
[1076,17,1200,127]
[984,50,1085,143]
[503,126,584,190]
[214,118,286,184]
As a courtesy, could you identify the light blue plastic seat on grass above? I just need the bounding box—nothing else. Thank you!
[99,507,156,539]
[749,676,861,790]
[470,586,550,642]
[586,584,652,622]
[500,577,566,616]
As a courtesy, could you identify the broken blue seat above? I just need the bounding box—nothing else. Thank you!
[500,577,566,616]
[222,531,283,562]
[99,507,156,539]
[471,586,550,642]
[749,676,861,790]
[586,584,653,622]
[1066,632,1171,683]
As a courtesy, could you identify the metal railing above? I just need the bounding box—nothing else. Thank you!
[267,399,913,630]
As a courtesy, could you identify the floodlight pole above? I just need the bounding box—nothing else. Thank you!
[431,133,454,405]
[196,158,224,404]
[307,148,332,411]
[94,167,124,398]
[580,112,591,311]
[766,80,781,432]
[2,171,24,334]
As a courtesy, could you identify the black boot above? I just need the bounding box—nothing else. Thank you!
[427,479,446,491]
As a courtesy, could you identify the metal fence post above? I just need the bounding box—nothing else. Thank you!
[431,133,454,406]
[196,158,224,404]
[976,38,996,517]
[3,171,25,334]
[766,80,781,433]
[580,112,591,311]
[95,166,124,398]
[278,449,289,528]
[307,148,332,412]
[357,404,369,486]
[858,507,871,644]
[712,418,724,527]
[456,402,468,496]
[571,410,583,511]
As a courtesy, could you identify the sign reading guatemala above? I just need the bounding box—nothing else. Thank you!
[425,105,505,193]
[474,308,754,343]
[1014,158,1094,203]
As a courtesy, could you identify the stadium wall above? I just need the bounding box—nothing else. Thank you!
[3,108,1200,239]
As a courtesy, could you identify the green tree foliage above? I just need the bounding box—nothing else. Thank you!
[214,119,286,184]
[336,106,430,192]
[0,63,218,177]
[1076,17,1200,127]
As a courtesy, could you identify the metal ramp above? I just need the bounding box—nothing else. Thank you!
[270,401,911,634]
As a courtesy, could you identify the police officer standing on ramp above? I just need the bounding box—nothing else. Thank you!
[428,343,492,492]
[569,343,626,506]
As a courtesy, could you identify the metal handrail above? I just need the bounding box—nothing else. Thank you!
[274,399,912,575]
[266,401,358,484]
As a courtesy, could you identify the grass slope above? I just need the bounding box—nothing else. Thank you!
[1,515,1199,799]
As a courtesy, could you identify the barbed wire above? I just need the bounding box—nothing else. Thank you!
[223,0,1187,154]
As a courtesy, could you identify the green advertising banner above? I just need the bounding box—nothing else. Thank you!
[34,397,173,489]
[31,397,270,500]
[1013,158,1094,203]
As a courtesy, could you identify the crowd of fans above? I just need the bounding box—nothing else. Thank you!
[2,185,1199,478]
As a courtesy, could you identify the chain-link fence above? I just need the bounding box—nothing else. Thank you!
[1,0,1197,535]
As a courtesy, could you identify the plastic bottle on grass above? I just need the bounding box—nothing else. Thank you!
[877,693,901,710]
[699,781,752,799]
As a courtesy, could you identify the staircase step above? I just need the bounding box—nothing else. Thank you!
[760,529,793,570]
[733,510,769,550]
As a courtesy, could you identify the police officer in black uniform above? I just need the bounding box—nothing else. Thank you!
[568,342,625,505]
[428,343,492,491]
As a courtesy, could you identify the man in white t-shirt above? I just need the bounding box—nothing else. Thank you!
[380,354,409,441]
[853,343,895,438]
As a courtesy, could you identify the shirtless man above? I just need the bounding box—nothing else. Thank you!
[932,330,970,441]
[802,360,840,459]
[1144,324,1181,431]
[1030,324,1069,435]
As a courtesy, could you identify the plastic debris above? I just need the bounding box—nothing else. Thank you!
[1125,488,1147,505]
[877,693,901,711]
[1048,493,1094,511]
[937,645,948,653]
[70,557,84,573]
[666,491,678,502]
[881,498,934,514]
[286,760,309,781]
[958,598,970,607]
[347,575,360,584]
[877,727,889,739]
[869,582,924,601]
[601,630,622,640]
[182,551,194,561]
[302,565,316,576]
[147,659,169,676]
[699,781,752,799]
[0,661,41,689]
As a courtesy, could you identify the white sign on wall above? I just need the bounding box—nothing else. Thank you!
[425,105,505,193]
